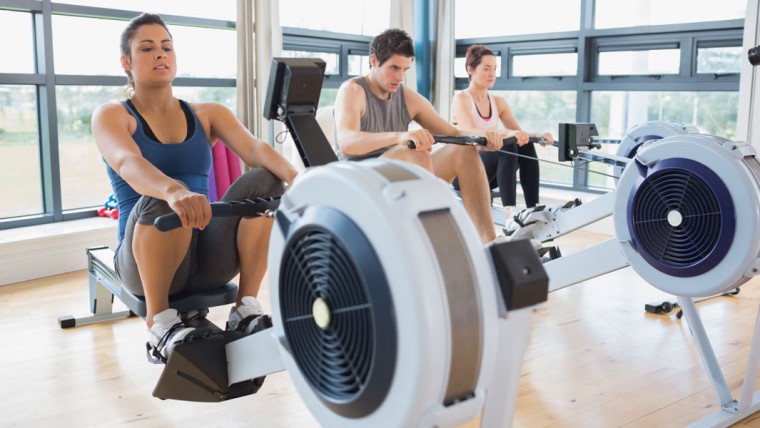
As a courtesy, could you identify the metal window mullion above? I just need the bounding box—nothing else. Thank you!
[35,1,62,220]
[575,0,594,190]
[681,36,695,79]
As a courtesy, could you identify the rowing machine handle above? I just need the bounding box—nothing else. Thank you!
[406,136,545,149]
[154,197,281,232]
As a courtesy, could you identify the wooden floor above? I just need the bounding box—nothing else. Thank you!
[3,230,760,427]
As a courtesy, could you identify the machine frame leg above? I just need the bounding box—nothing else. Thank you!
[678,297,760,427]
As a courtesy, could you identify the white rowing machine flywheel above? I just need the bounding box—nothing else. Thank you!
[266,159,502,426]
[614,134,760,297]
[613,121,699,180]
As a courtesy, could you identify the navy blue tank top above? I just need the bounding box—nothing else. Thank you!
[106,99,212,244]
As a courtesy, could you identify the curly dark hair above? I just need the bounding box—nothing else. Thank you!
[120,13,172,92]
[370,28,415,67]
[465,44,495,81]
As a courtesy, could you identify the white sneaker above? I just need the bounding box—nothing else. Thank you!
[147,308,199,364]
[227,296,265,334]
[503,206,522,235]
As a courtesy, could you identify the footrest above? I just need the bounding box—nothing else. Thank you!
[153,317,272,402]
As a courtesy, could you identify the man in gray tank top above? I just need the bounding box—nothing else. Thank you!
[334,29,521,243]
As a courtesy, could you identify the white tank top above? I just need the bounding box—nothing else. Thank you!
[461,90,499,131]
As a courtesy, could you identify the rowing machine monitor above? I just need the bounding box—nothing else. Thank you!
[263,57,337,168]
[558,123,600,161]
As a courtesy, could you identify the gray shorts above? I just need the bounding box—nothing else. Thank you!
[115,167,285,297]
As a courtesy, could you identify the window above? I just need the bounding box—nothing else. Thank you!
[56,86,120,211]
[169,26,237,78]
[455,0,581,39]
[591,91,738,140]
[595,0,745,29]
[59,0,236,21]
[53,16,238,78]
[0,2,237,228]
[53,16,126,76]
[589,91,739,189]
[0,85,42,218]
[0,11,35,74]
[457,1,744,193]
[348,54,370,76]
[513,53,577,77]
[280,0,390,36]
[491,90,577,186]
[598,49,681,76]
[697,46,742,74]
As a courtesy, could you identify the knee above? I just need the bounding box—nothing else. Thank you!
[226,168,286,201]
[457,145,481,167]
[134,196,174,226]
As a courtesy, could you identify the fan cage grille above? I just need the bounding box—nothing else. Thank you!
[628,160,734,277]
[280,227,374,402]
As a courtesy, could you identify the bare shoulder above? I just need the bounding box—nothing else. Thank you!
[92,101,133,130]
[336,78,366,114]
[338,78,365,100]
[492,93,510,111]
[93,101,127,119]
[451,91,469,108]
[188,101,228,118]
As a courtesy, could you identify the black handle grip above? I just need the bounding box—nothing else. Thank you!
[154,197,281,232]
[407,135,547,149]
[503,136,546,146]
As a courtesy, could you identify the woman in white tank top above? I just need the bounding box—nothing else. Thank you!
[451,45,554,230]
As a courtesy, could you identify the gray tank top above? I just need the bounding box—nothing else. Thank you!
[338,77,412,161]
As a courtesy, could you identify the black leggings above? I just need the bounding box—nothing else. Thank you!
[453,144,540,208]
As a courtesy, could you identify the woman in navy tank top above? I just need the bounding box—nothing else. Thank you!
[91,13,298,363]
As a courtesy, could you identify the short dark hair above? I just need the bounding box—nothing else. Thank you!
[465,44,495,80]
[370,28,415,66]
[120,13,172,91]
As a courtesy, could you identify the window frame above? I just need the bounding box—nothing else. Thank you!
[0,0,235,229]
[455,8,743,192]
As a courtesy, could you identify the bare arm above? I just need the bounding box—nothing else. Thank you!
[202,102,297,186]
[427,91,525,148]
[495,96,553,145]
[91,102,211,228]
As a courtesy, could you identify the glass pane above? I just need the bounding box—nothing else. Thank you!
[0,85,42,218]
[281,50,339,75]
[56,86,121,211]
[53,16,128,76]
[319,88,338,109]
[513,53,577,77]
[58,1,236,21]
[348,54,370,76]
[595,0,746,29]
[455,0,580,39]
[53,16,236,78]
[590,91,739,188]
[697,47,742,74]
[490,90,578,186]
[170,26,236,78]
[280,0,390,36]
[598,49,680,76]
[454,57,468,79]
[172,86,236,112]
[0,11,35,74]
